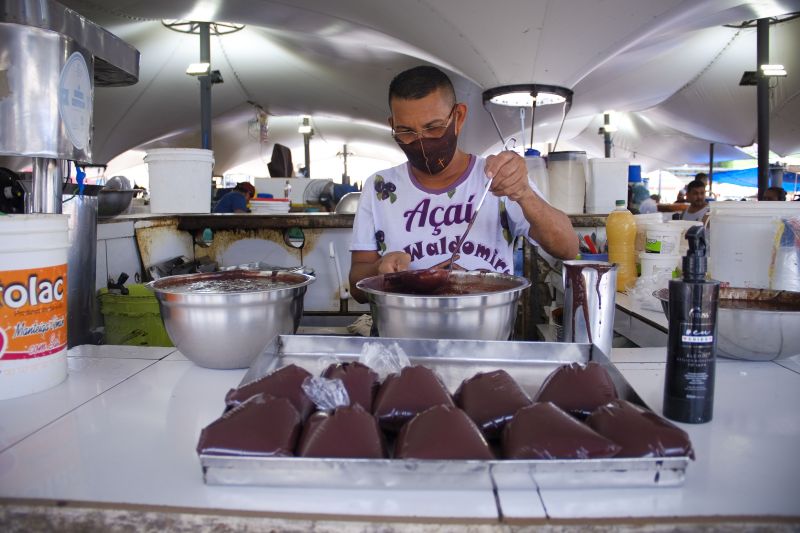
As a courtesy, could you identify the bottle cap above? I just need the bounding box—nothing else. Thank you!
[615,200,626,206]
[682,225,708,282]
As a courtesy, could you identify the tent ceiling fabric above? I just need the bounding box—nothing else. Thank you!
[56,0,800,175]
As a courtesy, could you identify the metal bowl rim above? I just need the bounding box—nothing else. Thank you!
[652,287,800,316]
[149,269,315,295]
[356,270,530,299]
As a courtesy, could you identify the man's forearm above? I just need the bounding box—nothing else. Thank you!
[518,192,578,260]
[349,260,379,303]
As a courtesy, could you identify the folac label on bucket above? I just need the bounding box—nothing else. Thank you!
[0,265,67,360]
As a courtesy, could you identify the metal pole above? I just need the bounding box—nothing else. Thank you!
[603,113,612,158]
[199,22,212,150]
[342,143,350,185]
[757,18,769,200]
[31,157,63,214]
[529,96,537,150]
[303,133,311,177]
[708,143,714,193]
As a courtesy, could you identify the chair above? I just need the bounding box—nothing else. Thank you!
[268,144,294,177]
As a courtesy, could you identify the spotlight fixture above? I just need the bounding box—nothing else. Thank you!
[599,110,617,133]
[739,71,758,86]
[298,116,313,135]
[186,62,211,76]
[209,70,223,84]
[740,64,788,85]
[761,64,787,76]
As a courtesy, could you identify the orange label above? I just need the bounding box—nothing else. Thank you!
[0,265,67,360]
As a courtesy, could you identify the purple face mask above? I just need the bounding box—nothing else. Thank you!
[396,118,458,175]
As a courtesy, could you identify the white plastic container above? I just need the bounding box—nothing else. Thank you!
[0,214,70,399]
[709,202,800,288]
[144,148,214,213]
[250,198,291,213]
[644,224,682,255]
[668,219,703,257]
[547,151,587,214]
[639,252,680,279]
[586,158,629,214]
[524,153,550,202]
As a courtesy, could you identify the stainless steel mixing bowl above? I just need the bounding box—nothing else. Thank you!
[98,189,135,217]
[149,270,314,369]
[334,192,361,214]
[356,271,530,340]
[654,287,800,361]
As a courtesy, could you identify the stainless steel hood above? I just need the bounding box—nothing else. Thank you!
[0,0,139,163]
[1,0,139,86]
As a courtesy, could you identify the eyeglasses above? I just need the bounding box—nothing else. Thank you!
[391,105,456,145]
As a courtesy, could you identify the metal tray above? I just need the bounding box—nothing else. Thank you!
[200,335,689,490]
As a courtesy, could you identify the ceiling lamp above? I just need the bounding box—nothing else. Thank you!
[740,64,789,85]
[298,116,313,134]
[761,63,787,76]
[482,84,574,152]
[162,20,245,35]
[186,62,210,76]
[483,84,573,108]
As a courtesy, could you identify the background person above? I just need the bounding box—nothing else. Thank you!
[213,182,255,213]
[681,180,709,222]
[763,186,787,201]
[638,194,659,214]
[349,66,577,303]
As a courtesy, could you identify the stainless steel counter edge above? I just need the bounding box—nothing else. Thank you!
[101,213,607,230]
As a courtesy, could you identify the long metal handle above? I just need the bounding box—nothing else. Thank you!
[449,177,493,269]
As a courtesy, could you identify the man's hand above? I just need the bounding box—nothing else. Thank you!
[485,150,578,260]
[484,150,533,202]
[376,251,411,273]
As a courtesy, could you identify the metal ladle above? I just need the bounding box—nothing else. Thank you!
[446,176,493,271]
[445,137,517,271]
[381,176,493,294]
[382,137,514,294]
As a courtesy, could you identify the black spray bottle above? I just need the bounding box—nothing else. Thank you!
[663,226,720,424]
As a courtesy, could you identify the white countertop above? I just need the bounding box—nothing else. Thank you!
[615,292,669,331]
[1,344,798,526]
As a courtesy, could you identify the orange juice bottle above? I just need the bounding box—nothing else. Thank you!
[607,199,637,291]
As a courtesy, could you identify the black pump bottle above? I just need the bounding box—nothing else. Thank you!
[663,226,720,424]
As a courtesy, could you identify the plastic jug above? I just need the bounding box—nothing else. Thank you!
[607,200,637,291]
[524,149,550,201]
[547,151,587,214]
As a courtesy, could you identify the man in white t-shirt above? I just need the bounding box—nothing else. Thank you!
[349,66,578,302]
[680,180,710,222]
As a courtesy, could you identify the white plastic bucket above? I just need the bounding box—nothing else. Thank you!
[639,252,680,279]
[586,158,629,214]
[644,224,682,255]
[634,217,665,256]
[144,148,214,213]
[0,214,70,399]
[249,198,291,213]
[709,202,800,288]
[668,219,703,257]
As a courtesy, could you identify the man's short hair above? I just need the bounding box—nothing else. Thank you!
[389,66,456,106]
[686,179,706,193]
[694,172,708,183]
[235,182,255,195]
[767,186,787,201]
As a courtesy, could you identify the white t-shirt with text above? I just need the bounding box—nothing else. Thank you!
[350,155,543,274]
